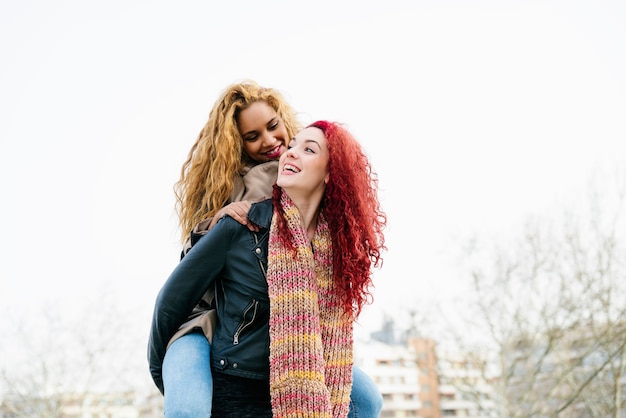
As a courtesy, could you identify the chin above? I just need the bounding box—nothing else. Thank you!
[276,179,295,190]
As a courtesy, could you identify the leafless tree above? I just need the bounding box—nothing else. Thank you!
[0,285,152,417]
[450,168,626,417]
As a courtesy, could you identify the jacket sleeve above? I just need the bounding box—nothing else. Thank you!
[179,218,214,259]
[148,217,232,394]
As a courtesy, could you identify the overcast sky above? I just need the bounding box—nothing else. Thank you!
[1,0,625,342]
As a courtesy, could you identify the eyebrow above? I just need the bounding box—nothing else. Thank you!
[290,138,321,148]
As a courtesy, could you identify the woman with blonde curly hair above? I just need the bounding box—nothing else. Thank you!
[176,80,302,250]
[153,81,383,417]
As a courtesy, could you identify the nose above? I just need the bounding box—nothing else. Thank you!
[284,146,297,159]
[261,131,274,147]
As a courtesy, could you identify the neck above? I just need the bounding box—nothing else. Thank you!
[285,189,324,240]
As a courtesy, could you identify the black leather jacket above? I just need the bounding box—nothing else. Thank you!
[148,199,273,393]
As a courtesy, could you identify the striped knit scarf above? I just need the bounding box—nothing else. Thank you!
[267,191,353,418]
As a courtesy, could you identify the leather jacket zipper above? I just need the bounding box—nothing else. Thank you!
[233,300,258,345]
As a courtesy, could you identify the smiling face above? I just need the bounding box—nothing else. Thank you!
[237,101,289,163]
[277,127,329,196]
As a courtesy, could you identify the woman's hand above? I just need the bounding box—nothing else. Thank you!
[209,201,259,232]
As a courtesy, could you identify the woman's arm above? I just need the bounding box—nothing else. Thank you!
[180,201,256,259]
[208,201,256,231]
[148,218,232,393]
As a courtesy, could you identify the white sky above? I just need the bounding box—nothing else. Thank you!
[1,0,625,340]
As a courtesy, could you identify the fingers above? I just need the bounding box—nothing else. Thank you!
[221,201,253,226]
[214,201,260,232]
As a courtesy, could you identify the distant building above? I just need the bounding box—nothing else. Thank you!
[356,316,497,417]
[436,348,498,418]
[356,337,422,417]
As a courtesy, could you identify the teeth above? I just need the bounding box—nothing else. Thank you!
[284,164,300,173]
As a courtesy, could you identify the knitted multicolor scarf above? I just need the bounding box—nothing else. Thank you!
[267,191,354,418]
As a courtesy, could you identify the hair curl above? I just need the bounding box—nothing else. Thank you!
[175,80,301,243]
[272,121,386,317]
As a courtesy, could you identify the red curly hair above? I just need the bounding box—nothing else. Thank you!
[272,120,386,317]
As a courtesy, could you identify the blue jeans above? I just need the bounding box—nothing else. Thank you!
[162,333,382,417]
[349,364,383,417]
[162,333,213,417]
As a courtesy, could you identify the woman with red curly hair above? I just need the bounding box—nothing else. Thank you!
[272,120,385,317]
[149,120,386,417]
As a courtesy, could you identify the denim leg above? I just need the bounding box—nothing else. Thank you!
[162,333,212,417]
[348,365,383,418]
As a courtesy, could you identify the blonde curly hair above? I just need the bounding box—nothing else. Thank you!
[174,80,301,243]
